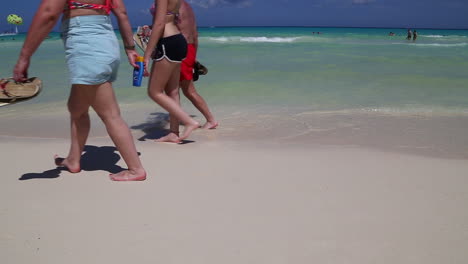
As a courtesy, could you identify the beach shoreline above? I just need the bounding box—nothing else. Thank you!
[1,103,467,159]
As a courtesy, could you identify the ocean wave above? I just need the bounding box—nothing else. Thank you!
[239,37,301,43]
[359,107,468,116]
[206,36,302,43]
[392,42,468,47]
[201,35,468,47]
[422,35,445,38]
[296,107,468,117]
[414,43,468,47]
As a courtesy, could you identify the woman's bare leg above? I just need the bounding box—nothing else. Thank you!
[155,73,182,143]
[148,59,199,141]
[55,84,92,173]
[90,82,146,181]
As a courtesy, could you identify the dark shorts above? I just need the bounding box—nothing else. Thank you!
[152,34,187,63]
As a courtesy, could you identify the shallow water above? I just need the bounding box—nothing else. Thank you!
[1,27,468,116]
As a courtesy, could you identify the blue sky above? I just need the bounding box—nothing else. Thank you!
[2,0,468,31]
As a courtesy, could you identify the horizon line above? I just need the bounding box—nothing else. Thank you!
[8,25,468,34]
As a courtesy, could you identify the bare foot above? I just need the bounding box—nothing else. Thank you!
[179,121,200,141]
[54,155,81,173]
[155,132,181,143]
[202,121,219,129]
[109,170,147,181]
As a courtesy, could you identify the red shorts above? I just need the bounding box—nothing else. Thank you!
[180,44,196,81]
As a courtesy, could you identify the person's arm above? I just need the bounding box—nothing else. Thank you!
[112,0,139,68]
[143,0,167,76]
[192,21,199,51]
[13,0,66,81]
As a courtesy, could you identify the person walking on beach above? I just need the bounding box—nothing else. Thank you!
[155,0,218,143]
[406,29,412,40]
[412,30,418,41]
[13,0,146,181]
[143,0,200,143]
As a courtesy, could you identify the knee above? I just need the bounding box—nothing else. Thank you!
[166,88,180,99]
[97,110,121,124]
[148,89,164,102]
[68,107,89,121]
[182,87,196,98]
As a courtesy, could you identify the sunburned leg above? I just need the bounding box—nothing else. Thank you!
[148,60,199,141]
[91,82,146,181]
[202,121,219,129]
[180,80,218,129]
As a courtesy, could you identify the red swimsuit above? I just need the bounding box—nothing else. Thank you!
[68,0,114,15]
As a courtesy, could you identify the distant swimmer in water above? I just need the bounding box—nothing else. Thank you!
[412,30,418,41]
[389,32,395,36]
[406,29,412,40]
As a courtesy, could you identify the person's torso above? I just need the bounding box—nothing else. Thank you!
[153,0,183,37]
[177,1,197,44]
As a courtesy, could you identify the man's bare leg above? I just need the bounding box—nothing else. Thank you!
[181,79,218,129]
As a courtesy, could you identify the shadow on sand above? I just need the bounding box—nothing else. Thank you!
[19,145,127,180]
[131,112,195,144]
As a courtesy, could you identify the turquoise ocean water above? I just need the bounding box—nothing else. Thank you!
[1,27,468,115]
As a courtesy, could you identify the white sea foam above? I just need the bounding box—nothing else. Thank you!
[422,35,445,38]
[414,43,468,47]
[392,42,468,47]
[207,36,302,43]
[359,107,468,116]
[208,37,230,42]
[239,37,301,43]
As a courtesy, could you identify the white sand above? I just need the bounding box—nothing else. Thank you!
[1,133,468,264]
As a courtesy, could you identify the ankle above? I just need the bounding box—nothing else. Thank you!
[190,120,200,127]
[66,156,81,165]
[129,167,146,175]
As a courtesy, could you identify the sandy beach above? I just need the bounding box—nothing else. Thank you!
[1,104,468,264]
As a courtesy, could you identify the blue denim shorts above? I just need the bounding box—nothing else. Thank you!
[61,15,120,85]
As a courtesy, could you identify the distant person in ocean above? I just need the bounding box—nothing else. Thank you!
[13,0,147,181]
[406,29,412,40]
[389,32,395,36]
[412,30,418,41]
